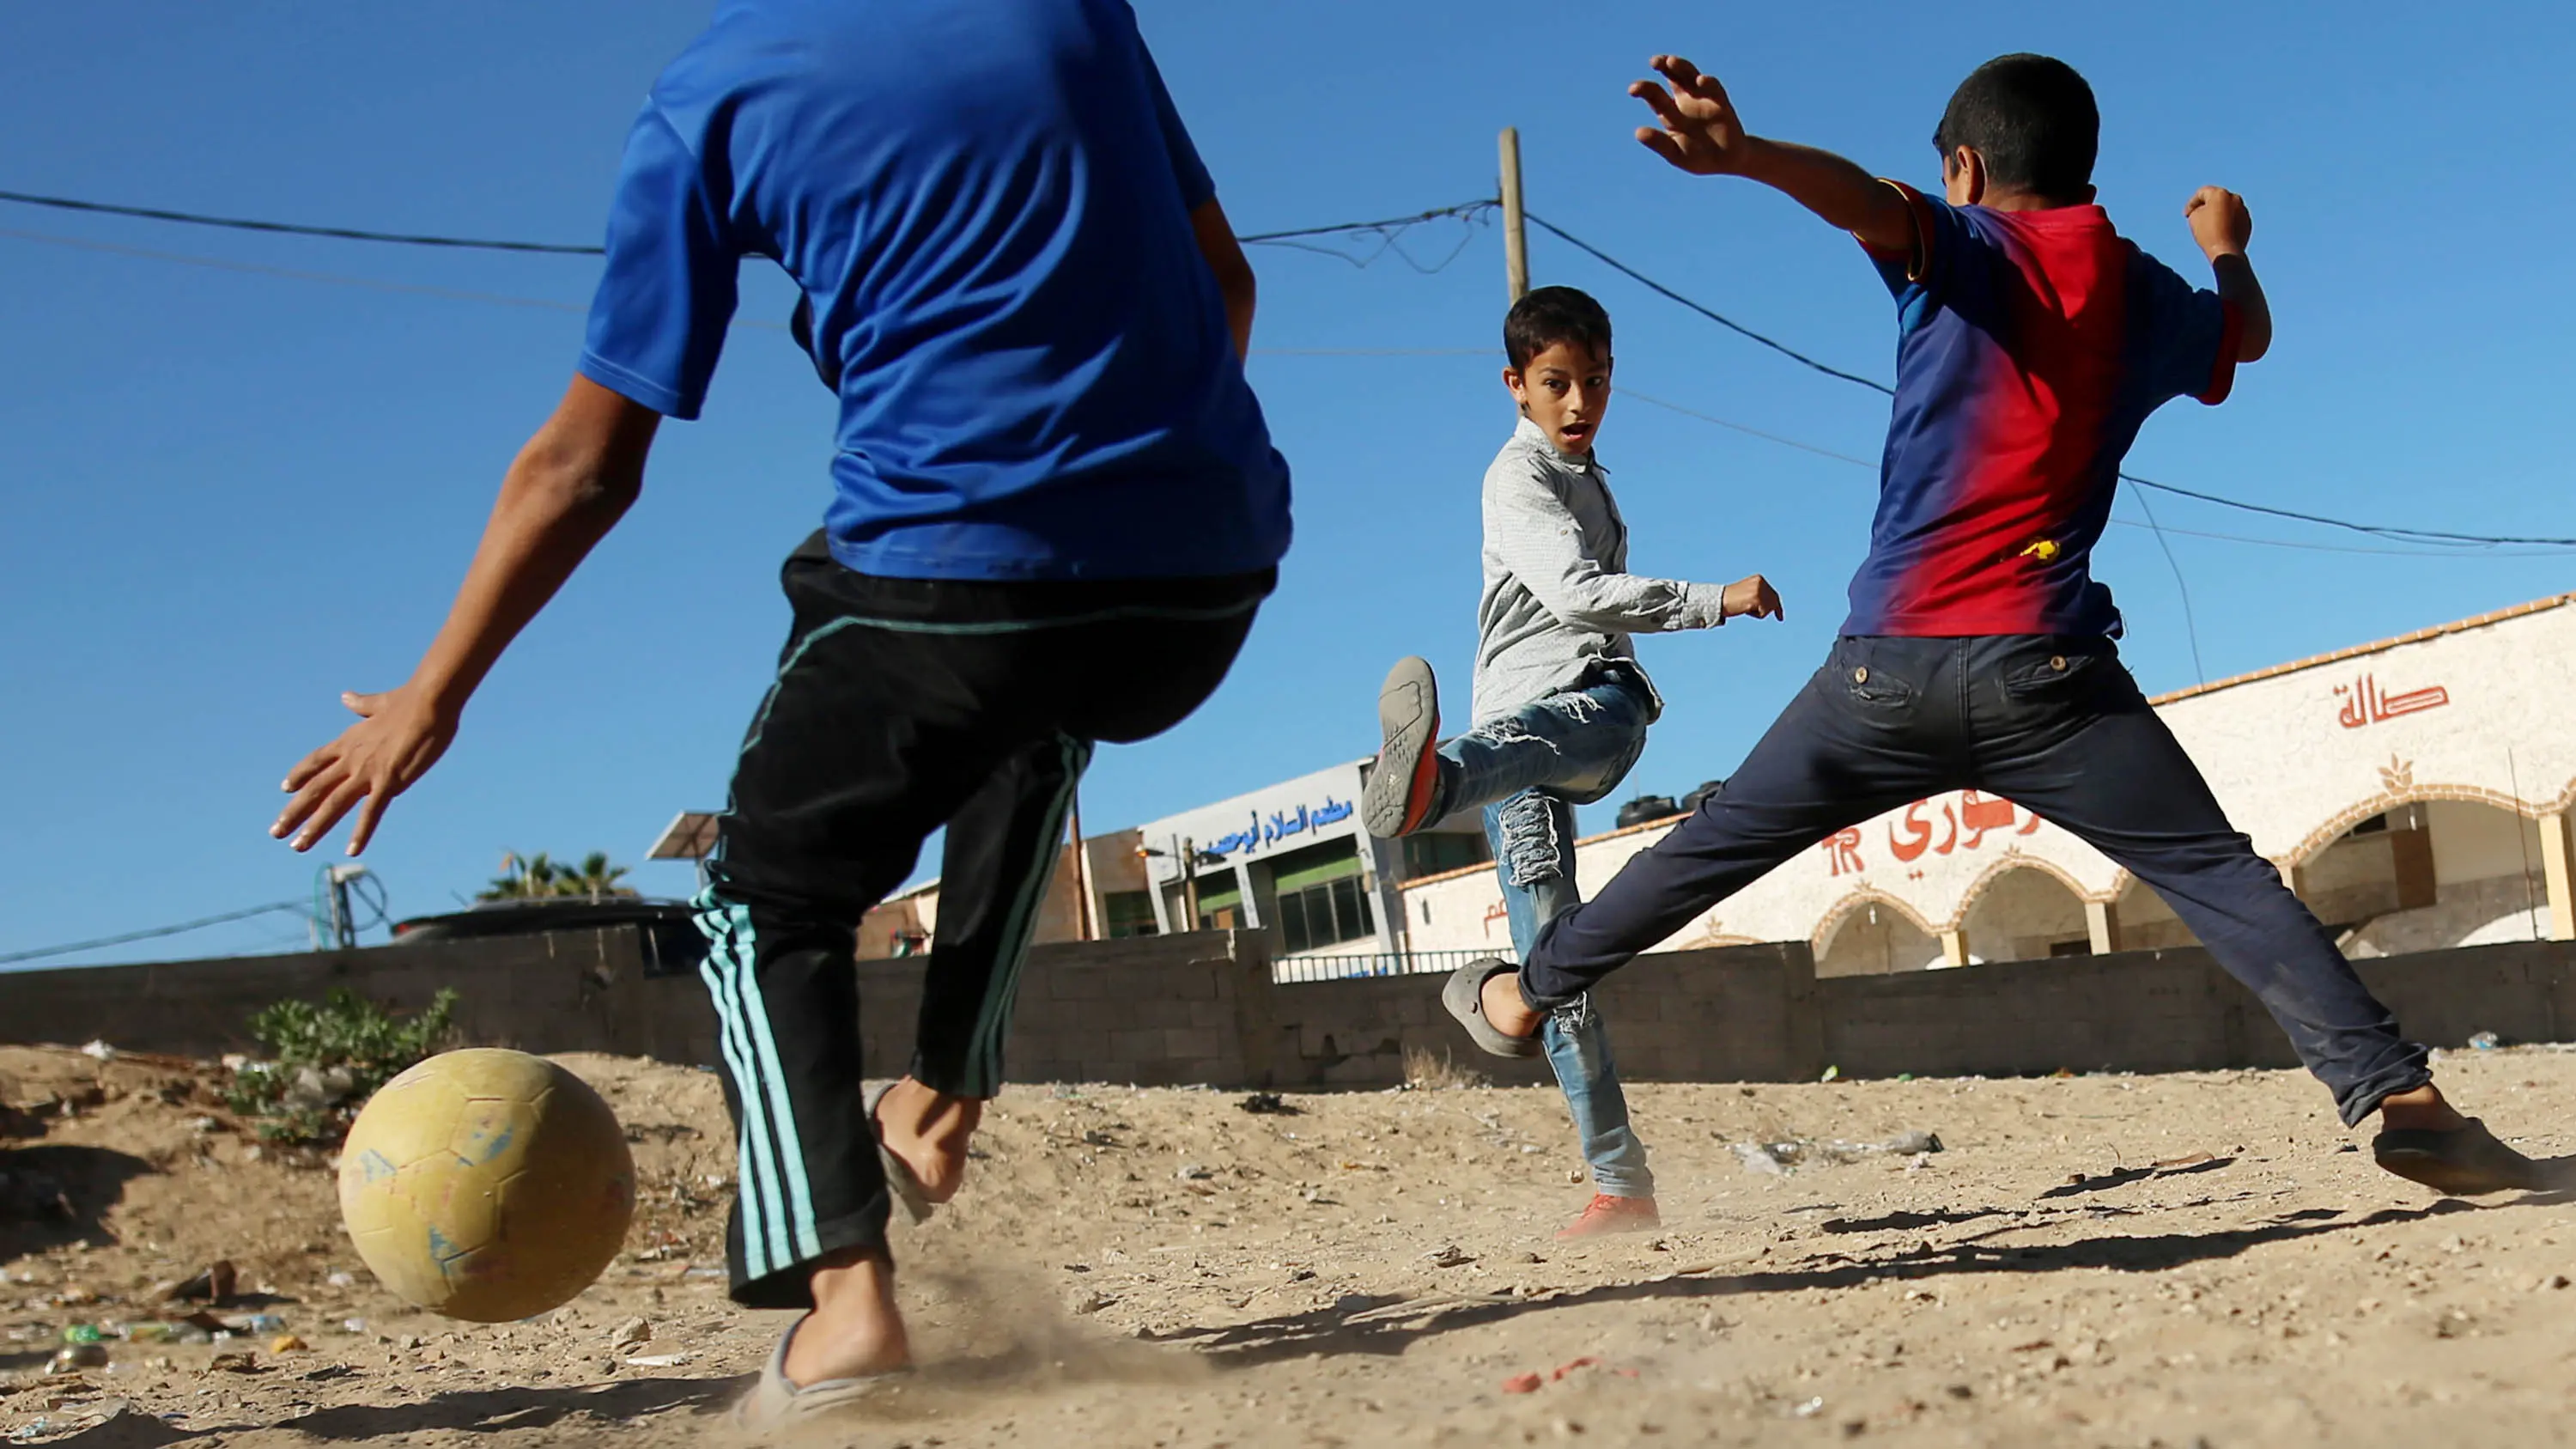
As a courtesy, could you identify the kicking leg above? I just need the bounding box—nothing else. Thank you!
[1969,638,2533,1190]
[1509,641,1952,1023]
[886,733,1096,1199]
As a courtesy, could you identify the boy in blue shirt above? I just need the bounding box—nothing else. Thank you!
[1365,285,1783,1239]
[270,0,1290,1422]
[1452,52,2541,1199]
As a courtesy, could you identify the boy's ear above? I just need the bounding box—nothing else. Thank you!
[1945,145,1987,205]
[1502,366,1526,399]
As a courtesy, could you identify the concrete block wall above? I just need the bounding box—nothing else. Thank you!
[0,928,715,1062]
[851,931,1279,1089]
[10,930,2576,1096]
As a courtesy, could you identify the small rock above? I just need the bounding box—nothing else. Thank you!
[206,1352,261,1374]
[1423,1245,1474,1269]
[1175,1163,1213,1181]
[50,1345,107,1373]
[2537,1274,2572,1293]
[1236,1093,1297,1116]
[1069,1290,1115,1316]
[325,1272,357,1289]
[269,1336,308,1355]
[609,1317,652,1351]
[160,1261,238,1305]
[78,1041,116,1062]
[1882,1130,1943,1155]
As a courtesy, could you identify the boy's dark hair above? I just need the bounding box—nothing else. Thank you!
[1504,286,1613,372]
[1933,53,2099,202]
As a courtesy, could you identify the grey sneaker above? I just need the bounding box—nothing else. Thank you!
[728,1318,910,1430]
[1361,656,1443,837]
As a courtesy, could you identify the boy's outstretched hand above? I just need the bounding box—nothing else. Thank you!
[1630,55,1753,175]
[273,685,457,855]
[2184,186,2253,259]
[1722,574,1784,622]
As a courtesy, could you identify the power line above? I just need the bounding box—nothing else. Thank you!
[11,180,2567,551]
[0,187,608,254]
[0,185,1495,262]
[0,901,311,968]
[1624,386,2576,559]
[1526,212,2576,551]
[1527,211,1896,394]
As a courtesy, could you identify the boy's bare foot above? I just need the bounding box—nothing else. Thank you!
[783,1248,912,1385]
[1555,1193,1660,1241]
[873,1076,981,1203]
[1480,970,1544,1040]
[2376,1084,2468,1134]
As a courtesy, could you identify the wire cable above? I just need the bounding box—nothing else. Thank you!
[10,182,2568,549]
[0,186,608,254]
[1527,211,2576,550]
[0,901,313,967]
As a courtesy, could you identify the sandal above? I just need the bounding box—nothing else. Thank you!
[1442,959,1541,1059]
[866,1082,937,1225]
[2372,1117,2545,1196]
[729,1318,910,1429]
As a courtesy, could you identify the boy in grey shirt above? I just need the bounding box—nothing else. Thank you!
[1363,285,1780,1238]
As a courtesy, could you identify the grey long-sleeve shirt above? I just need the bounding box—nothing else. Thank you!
[1470,417,1730,724]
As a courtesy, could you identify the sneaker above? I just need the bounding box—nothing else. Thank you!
[1554,1193,1660,1241]
[1361,656,1443,837]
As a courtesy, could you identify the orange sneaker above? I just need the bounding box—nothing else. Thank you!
[1554,1193,1660,1241]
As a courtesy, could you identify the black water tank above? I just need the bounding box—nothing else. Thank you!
[1615,795,1679,829]
[1680,778,1725,814]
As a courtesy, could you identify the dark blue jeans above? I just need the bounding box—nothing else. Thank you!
[1522,635,2431,1126]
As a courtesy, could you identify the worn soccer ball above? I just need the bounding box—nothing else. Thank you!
[337,1049,635,1322]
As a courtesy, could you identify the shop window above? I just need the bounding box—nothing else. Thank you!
[1402,831,1492,880]
[1102,891,1158,939]
[1278,874,1374,954]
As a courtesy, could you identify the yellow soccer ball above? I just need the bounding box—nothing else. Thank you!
[337,1049,636,1323]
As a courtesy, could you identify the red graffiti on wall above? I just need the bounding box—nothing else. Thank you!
[1883,791,2042,867]
[1821,827,1865,876]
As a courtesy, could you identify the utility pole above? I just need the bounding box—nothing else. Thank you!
[1067,792,1097,941]
[1179,837,1201,933]
[325,863,368,950]
[1498,126,1529,304]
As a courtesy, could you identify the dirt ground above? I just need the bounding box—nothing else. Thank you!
[4,1039,2574,1448]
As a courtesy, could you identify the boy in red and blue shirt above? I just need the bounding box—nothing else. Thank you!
[1455,52,2541,1196]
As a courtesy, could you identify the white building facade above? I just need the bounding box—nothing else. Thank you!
[1400,594,2576,973]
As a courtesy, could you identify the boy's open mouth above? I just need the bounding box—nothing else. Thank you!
[1558,422,1594,444]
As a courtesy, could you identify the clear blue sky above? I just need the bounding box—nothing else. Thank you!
[3,1,2569,966]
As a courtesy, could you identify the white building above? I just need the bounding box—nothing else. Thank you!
[1130,759,1488,966]
[683,594,2575,980]
[1401,592,2576,972]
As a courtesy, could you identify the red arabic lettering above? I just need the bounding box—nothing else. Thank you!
[1821,827,1865,877]
[1959,791,2015,849]
[2336,673,2451,730]
[1890,802,1934,863]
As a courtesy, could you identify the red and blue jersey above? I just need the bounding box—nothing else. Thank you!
[1841,183,2241,638]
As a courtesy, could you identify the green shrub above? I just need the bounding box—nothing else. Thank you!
[224,988,458,1143]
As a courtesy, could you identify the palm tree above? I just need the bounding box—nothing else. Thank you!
[477,851,566,901]
[476,850,641,902]
[558,852,637,900]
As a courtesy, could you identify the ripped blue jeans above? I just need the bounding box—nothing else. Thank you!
[1437,669,1655,1198]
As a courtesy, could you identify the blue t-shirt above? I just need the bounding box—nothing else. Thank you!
[1841,184,2238,638]
[578,0,1292,581]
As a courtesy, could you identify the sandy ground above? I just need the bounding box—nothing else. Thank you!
[4,1039,2575,1448]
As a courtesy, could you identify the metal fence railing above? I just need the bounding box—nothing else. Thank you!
[1272,947,1510,985]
